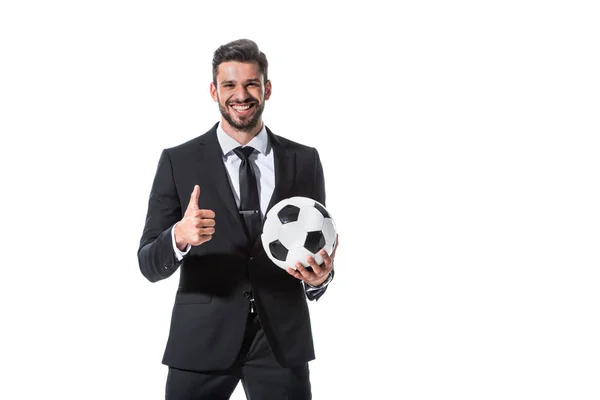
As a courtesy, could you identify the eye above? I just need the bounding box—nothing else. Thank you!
[222,84,234,88]
[247,83,259,87]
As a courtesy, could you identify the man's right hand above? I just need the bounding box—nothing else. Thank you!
[174,185,216,250]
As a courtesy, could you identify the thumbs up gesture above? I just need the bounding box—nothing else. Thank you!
[174,185,216,250]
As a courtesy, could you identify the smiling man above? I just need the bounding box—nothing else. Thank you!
[138,39,337,400]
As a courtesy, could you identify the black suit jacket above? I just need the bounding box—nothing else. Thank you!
[138,123,331,371]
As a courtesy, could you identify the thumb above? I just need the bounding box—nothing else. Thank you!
[187,185,200,211]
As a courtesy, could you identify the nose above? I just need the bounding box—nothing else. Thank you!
[231,85,251,102]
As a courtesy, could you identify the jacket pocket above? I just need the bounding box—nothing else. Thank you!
[175,291,212,304]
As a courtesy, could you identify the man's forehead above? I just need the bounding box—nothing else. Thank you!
[217,61,263,79]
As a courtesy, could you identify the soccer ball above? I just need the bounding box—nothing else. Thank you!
[261,196,337,270]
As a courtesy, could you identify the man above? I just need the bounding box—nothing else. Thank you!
[138,39,338,399]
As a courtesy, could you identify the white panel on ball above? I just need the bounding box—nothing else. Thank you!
[312,250,324,266]
[286,246,314,269]
[261,214,281,244]
[297,206,325,232]
[278,222,308,249]
[322,244,334,256]
[321,218,337,246]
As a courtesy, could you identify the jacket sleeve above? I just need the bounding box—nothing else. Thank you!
[304,148,334,301]
[138,149,184,283]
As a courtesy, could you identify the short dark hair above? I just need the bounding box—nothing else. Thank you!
[212,39,269,85]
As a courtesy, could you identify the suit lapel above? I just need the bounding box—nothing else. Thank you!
[196,126,247,238]
[266,128,296,215]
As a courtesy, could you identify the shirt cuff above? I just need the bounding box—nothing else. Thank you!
[171,223,191,261]
[305,271,333,291]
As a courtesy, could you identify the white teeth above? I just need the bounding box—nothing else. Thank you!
[232,105,250,111]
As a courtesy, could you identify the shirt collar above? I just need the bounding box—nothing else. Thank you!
[216,122,270,157]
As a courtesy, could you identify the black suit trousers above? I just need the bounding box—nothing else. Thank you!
[165,312,312,400]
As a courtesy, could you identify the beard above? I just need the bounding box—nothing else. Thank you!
[218,95,265,133]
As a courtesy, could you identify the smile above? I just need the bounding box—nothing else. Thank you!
[230,103,254,114]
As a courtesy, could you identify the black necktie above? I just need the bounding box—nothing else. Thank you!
[233,146,261,241]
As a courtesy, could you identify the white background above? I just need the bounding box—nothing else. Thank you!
[1,1,599,399]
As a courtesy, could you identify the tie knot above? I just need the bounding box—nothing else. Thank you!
[233,146,255,161]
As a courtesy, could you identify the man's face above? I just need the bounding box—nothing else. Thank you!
[210,61,271,133]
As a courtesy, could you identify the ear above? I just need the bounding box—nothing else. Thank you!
[264,80,272,100]
[210,82,218,102]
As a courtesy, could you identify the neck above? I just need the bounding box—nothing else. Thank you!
[220,119,263,146]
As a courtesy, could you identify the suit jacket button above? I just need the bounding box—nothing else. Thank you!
[243,291,251,299]
[164,263,172,269]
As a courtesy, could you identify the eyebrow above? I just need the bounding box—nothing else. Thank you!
[219,78,262,85]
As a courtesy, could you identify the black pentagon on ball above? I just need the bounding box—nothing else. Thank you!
[277,205,301,224]
[304,231,326,254]
[314,202,330,219]
[269,240,289,261]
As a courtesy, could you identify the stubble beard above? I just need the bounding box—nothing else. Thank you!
[218,96,265,133]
